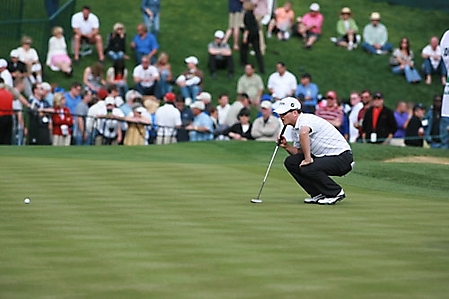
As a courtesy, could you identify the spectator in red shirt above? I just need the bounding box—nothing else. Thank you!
[51,92,73,146]
[0,80,15,144]
[362,91,397,144]
[316,90,344,130]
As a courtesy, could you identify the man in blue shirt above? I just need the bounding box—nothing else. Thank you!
[186,101,214,141]
[141,0,160,37]
[294,73,319,114]
[131,23,159,64]
[64,82,82,116]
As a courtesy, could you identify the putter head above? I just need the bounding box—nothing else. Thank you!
[251,198,263,204]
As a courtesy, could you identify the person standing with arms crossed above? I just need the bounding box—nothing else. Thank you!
[275,97,354,205]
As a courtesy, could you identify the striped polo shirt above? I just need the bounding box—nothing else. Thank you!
[291,113,351,157]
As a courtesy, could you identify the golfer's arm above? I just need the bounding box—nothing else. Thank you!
[284,143,300,155]
[299,127,312,162]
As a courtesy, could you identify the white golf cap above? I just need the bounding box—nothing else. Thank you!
[273,97,301,114]
[10,49,19,58]
[309,3,320,11]
[114,96,124,107]
[260,101,272,110]
[214,30,225,39]
[185,56,199,65]
[41,82,52,91]
[0,59,7,68]
[190,101,205,111]
[135,106,147,114]
[105,96,115,105]
[196,91,212,102]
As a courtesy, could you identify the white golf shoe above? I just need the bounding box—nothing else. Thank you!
[317,190,346,205]
[304,194,325,204]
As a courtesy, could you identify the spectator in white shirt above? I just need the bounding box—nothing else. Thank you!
[16,36,43,84]
[0,59,14,87]
[421,36,447,86]
[217,93,231,127]
[71,5,105,63]
[348,91,364,143]
[155,92,182,144]
[267,62,297,99]
[46,26,72,76]
[133,56,160,96]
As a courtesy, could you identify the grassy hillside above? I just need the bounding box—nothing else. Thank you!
[38,0,448,110]
[1,143,448,298]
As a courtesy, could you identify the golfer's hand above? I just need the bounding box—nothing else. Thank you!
[300,158,314,167]
[278,136,287,148]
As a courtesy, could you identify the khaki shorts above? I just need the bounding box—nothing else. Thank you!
[156,136,177,145]
[229,12,243,29]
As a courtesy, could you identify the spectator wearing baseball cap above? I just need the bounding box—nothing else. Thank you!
[275,96,354,205]
[296,3,324,49]
[251,100,281,141]
[196,91,212,112]
[0,59,13,87]
[405,103,425,147]
[361,91,397,144]
[154,91,182,145]
[186,101,214,141]
[315,90,344,131]
[7,50,28,88]
[208,30,234,79]
[175,56,204,107]
[361,12,393,55]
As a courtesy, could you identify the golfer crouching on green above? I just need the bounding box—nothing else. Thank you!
[275,97,354,205]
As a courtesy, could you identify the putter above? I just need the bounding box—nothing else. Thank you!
[251,125,287,204]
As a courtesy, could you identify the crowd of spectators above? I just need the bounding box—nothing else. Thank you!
[0,1,448,149]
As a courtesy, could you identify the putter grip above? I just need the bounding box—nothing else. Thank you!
[277,125,287,145]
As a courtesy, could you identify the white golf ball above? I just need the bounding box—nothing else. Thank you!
[24,198,31,204]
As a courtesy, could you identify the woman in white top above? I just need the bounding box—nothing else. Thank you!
[16,36,43,84]
[46,26,72,76]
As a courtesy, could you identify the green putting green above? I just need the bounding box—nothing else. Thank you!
[1,142,448,298]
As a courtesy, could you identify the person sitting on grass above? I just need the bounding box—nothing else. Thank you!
[130,23,159,65]
[176,56,203,107]
[390,37,421,84]
[296,3,324,49]
[83,62,106,93]
[330,7,360,51]
[16,36,43,84]
[46,26,72,77]
[154,52,173,96]
[71,5,105,64]
[104,23,129,62]
[208,30,234,79]
[266,1,295,41]
[106,59,128,98]
[133,56,159,97]
[361,12,393,55]
[421,36,447,85]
